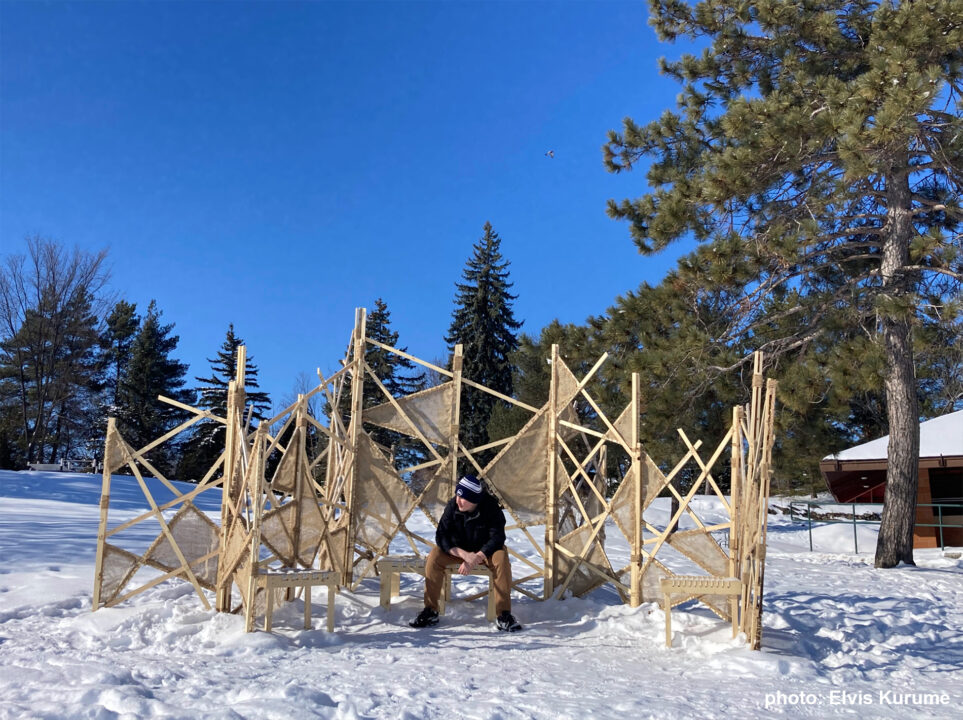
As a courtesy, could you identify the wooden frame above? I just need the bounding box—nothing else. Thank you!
[94,308,777,649]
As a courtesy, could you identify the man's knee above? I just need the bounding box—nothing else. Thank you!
[427,546,459,571]
[487,548,511,572]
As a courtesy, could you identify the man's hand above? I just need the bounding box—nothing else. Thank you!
[457,550,487,575]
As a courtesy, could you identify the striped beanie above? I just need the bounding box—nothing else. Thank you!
[456,474,483,503]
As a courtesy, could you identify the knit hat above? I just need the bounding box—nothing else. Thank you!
[456,474,483,504]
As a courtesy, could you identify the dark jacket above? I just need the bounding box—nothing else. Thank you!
[435,492,506,558]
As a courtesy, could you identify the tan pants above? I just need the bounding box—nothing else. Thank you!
[423,546,512,615]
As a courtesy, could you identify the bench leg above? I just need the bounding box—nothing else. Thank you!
[391,571,400,598]
[730,595,738,638]
[304,584,312,629]
[326,579,336,632]
[440,570,450,615]
[664,593,672,648]
[265,585,274,633]
[379,571,393,610]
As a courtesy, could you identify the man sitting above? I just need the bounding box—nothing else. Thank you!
[409,475,522,632]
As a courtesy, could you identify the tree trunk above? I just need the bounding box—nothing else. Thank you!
[876,315,919,567]
[875,169,920,569]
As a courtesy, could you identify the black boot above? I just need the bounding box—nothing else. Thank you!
[409,607,439,628]
[496,611,522,632]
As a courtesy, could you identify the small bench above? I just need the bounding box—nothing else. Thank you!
[257,568,338,632]
[660,575,743,647]
[376,554,496,621]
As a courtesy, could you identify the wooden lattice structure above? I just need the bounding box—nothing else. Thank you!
[93,347,342,630]
[93,308,777,648]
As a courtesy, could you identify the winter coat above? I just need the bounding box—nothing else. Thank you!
[435,492,506,558]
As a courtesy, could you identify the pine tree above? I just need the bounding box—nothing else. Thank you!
[489,320,597,444]
[604,0,963,567]
[46,289,103,464]
[101,300,139,411]
[114,300,191,475]
[177,324,270,482]
[333,299,425,467]
[592,275,743,493]
[445,222,523,454]
[363,299,425,466]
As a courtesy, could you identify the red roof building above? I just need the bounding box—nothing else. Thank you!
[819,410,963,548]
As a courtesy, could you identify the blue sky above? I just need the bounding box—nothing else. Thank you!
[1,0,693,406]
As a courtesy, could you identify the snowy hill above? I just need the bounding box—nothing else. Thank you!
[1,470,961,719]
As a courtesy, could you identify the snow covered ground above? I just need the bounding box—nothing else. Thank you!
[1,469,961,719]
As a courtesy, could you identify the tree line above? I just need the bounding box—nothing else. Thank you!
[0,227,521,484]
[0,237,273,478]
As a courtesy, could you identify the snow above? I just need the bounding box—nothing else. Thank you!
[2,471,962,719]
[824,408,963,461]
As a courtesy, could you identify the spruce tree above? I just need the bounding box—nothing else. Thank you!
[604,0,963,567]
[114,300,191,475]
[177,324,270,482]
[363,299,425,465]
[101,300,139,412]
[46,289,103,464]
[446,222,523,453]
[333,299,425,466]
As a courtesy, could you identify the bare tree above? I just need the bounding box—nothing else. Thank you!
[0,237,110,465]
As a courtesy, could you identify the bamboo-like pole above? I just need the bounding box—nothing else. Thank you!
[92,418,118,611]
[750,377,779,649]
[216,358,245,610]
[292,395,306,567]
[342,308,366,585]
[449,344,463,498]
[244,425,268,632]
[729,405,743,582]
[545,344,559,599]
[630,372,642,607]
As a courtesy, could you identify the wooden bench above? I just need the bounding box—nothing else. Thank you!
[660,575,743,647]
[257,568,338,632]
[376,554,496,621]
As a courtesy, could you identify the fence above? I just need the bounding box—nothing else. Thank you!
[787,500,963,553]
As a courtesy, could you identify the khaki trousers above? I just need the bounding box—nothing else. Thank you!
[423,546,512,615]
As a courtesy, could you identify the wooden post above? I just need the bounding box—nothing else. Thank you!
[92,418,118,611]
[545,344,559,599]
[342,307,366,586]
[244,425,268,632]
[216,380,236,612]
[450,344,463,497]
[729,405,743,580]
[630,371,642,607]
[293,394,307,567]
[216,345,246,612]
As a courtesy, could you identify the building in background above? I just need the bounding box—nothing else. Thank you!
[820,410,963,548]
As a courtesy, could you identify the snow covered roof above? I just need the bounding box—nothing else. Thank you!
[823,409,963,462]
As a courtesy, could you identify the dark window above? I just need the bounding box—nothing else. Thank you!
[929,468,963,516]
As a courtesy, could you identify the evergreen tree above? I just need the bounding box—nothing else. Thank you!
[177,324,270,482]
[114,300,191,475]
[45,289,104,465]
[333,299,425,467]
[587,254,959,496]
[101,300,139,411]
[604,0,963,567]
[489,321,597,444]
[591,275,743,493]
[446,222,523,454]
[363,299,425,466]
